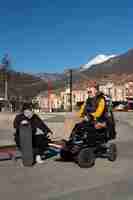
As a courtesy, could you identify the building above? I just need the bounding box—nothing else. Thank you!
[99,82,127,102]
[125,81,133,99]
[35,81,133,112]
[36,92,62,112]
[60,88,88,110]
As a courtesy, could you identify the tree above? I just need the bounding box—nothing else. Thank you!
[0,54,11,103]
[1,54,11,71]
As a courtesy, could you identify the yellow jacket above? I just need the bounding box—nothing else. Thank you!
[79,98,105,120]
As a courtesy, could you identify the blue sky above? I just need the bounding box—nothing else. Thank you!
[0,0,133,73]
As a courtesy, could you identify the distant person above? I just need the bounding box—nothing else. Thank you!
[13,103,53,164]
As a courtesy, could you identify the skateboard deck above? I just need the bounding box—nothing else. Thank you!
[19,122,34,166]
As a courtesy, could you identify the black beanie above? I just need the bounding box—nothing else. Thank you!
[21,103,33,111]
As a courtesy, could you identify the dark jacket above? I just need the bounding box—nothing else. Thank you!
[83,92,108,122]
[14,113,51,136]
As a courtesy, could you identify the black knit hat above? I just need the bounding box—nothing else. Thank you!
[21,103,33,111]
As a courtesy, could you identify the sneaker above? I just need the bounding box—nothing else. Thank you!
[36,155,45,164]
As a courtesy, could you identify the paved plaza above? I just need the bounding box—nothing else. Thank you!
[0,112,133,199]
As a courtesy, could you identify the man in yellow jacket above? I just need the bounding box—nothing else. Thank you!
[79,82,107,129]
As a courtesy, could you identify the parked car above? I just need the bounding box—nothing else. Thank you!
[114,104,127,111]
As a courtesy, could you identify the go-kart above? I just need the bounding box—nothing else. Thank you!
[60,119,117,168]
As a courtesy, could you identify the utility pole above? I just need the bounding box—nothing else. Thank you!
[48,79,52,112]
[4,74,8,101]
[64,68,73,112]
[1,54,10,110]
[69,69,72,112]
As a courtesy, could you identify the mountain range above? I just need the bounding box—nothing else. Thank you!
[35,72,64,81]
[82,49,133,76]
[0,70,47,100]
[1,49,133,100]
[37,49,133,83]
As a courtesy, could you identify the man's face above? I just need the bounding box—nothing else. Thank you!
[24,109,33,119]
[87,87,97,97]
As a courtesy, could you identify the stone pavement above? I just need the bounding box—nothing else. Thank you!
[0,112,133,199]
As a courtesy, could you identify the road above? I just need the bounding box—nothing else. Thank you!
[0,112,133,199]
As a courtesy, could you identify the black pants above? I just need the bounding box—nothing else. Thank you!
[32,135,49,155]
[14,133,48,155]
[70,120,96,139]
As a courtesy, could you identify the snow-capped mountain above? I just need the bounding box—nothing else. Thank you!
[80,54,116,70]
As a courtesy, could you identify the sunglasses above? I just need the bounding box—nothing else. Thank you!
[87,90,92,93]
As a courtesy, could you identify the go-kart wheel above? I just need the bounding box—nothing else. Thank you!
[107,143,117,161]
[77,148,95,168]
[60,149,73,161]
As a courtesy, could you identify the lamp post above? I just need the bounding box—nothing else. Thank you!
[4,73,8,101]
[1,54,10,110]
[64,68,73,112]
[69,69,72,112]
[48,79,52,112]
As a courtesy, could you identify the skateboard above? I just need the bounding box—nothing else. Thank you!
[19,121,34,166]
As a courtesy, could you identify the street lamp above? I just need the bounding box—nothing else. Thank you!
[64,69,73,112]
[1,54,10,100]
[69,69,73,112]
[48,79,52,112]
[1,54,10,110]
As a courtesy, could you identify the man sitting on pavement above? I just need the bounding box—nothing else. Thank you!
[13,103,53,164]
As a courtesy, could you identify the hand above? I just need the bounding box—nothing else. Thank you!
[94,122,106,129]
[48,130,53,136]
[50,130,54,135]
[85,114,94,122]
[20,120,29,125]
[84,116,88,121]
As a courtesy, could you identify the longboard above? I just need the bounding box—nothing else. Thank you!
[19,122,34,166]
